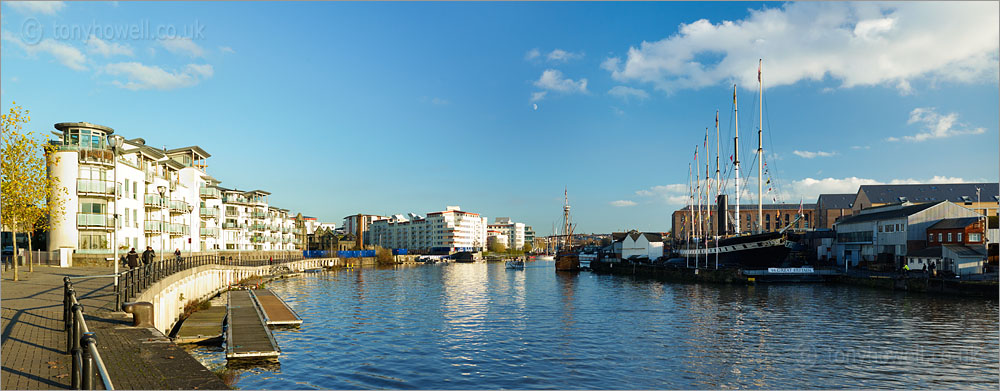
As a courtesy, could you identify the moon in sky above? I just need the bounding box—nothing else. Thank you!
[533,103,538,111]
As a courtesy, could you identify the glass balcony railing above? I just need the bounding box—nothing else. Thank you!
[168,223,189,236]
[252,224,268,231]
[77,178,116,196]
[144,171,154,183]
[200,208,219,218]
[168,199,189,214]
[200,227,219,237]
[251,211,268,219]
[77,148,113,165]
[144,220,165,233]
[199,187,221,198]
[144,194,165,208]
[77,213,113,228]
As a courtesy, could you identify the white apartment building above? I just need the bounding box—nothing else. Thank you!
[487,230,509,250]
[47,122,301,258]
[367,206,487,252]
[342,214,387,245]
[487,217,526,250]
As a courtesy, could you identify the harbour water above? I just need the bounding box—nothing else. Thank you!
[188,261,999,389]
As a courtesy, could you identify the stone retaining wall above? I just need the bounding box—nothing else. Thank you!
[135,258,339,335]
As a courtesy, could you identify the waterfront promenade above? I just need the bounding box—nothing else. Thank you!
[1,266,228,390]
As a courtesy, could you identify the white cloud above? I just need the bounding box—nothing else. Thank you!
[635,183,692,205]
[792,150,837,159]
[608,85,649,102]
[86,36,133,57]
[533,69,587,93]
[530,91,547,102]
[160,37,205,57]
[2,32,87,70]
[611,106,625,116]
[6,1,65,15]
[887,107,986,142]
[421,96,449,105]
[104,62,213,90]
[602,2,999,94]
[610,200,637,207]
[219,46,236,55]
[546,49,582,62]
[850,145,871,150]
[525,48,541,60]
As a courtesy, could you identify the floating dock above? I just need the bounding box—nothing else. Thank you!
[175,296,226,344]
[226,290,281,359]
[251,289,303,326]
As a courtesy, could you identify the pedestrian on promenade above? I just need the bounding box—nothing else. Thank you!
[126,248,139,269]
[269,256,273,265]
[174,248,181,261]
[142,246,154,266]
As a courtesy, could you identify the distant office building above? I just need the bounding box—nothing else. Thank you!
[524,226,535,248]
[341,214,387,246]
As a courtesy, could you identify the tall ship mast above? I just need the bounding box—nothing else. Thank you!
[555,188,580,271]
[677,59,799,269]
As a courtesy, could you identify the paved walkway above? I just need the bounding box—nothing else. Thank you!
[2,266,229,390]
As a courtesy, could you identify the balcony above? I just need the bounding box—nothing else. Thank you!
[144,220,165,233]
[200,208,219,218]
[269,225,280,232]
[77,213,113,229]
[168,199,190,214]
[144,194,165,209]
[200,227,219,237]
[144,170,154,183]
[251,235,265,243]
[200,187,221,199]
[251,211,268,219]
[223,222,247,230]
[77,179,116,197]
[78,148,113,166]
[252,223,268,231]
[168,223,189,236]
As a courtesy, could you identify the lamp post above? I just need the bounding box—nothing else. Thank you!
[109,135,124,288]
[187,204,194,259]
[157,186,166,263]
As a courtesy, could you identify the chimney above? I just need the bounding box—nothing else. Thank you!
[356,214,364,249]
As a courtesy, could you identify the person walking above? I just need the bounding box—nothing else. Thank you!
[126,248,140,269]
[174,248,182,261]
[141,246,155,266]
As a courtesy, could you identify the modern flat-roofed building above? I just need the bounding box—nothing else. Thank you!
[367,206,487,252]
[47,121,303,259]
[342,214,387,246]
[852,183,998,218]
[488,217,526,250]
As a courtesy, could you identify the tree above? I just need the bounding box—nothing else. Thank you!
[487,240,505,253]
[522,242,533,253]
[1,102,66,280]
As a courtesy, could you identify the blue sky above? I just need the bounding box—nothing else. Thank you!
[2,1,998,235]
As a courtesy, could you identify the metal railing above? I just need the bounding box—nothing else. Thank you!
[199,187,221,198]
[200,227,219,237]
[115,253,305,310]
[222,222,246,230]
[168,199,189,214]
[144,220,165,233]
[144,194,164,208]
[167,223,189,236]
[63,277,115,390]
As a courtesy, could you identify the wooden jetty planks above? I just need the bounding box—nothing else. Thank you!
[251,289,303,326]
[175,304,226,343]
[226,290,280,359]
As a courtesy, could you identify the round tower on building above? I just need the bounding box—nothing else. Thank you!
[48,122,116,254]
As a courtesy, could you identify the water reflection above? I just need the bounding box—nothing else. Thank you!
[184,261,998,390]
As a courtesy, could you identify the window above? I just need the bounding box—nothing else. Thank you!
[879,225,883,233]
[124,179,129,198]
[970,233,982,242]
[947,233,952,242]
[133,183,138,199]
[958,233,963,242]
[79,232,109,250]
[133,209,138,228]
[929,233,934,242]
[80,200,107,214]
[125,207,130,226]
[938,233,943,242]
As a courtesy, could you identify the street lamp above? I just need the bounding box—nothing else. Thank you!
[109,135,124,289]
[157,185,166,263]
[187,204,194,259]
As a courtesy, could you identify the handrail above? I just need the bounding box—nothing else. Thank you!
[63,277,115,390]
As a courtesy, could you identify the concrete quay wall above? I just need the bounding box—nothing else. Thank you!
[136,258,338,335]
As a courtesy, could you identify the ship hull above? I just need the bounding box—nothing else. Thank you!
[677,232,791,269]
[555,253,580,271]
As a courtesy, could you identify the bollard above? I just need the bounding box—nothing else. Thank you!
[66,299,77,353]
[122,302,154,327]
[63,282,72,331]
[70,304,82,389]
[81,332,95,390]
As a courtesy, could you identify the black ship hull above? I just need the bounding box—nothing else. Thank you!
[677,231,792,269]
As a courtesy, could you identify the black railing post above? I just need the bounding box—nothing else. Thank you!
[70,304,82,389]
[65,288,75,352]
[81,332,95,390]
[63,278,72,331]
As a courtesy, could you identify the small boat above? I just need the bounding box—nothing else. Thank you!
[505,258,525,269]
[537,255,555,261]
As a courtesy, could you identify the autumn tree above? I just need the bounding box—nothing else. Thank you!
[1,102,67,280]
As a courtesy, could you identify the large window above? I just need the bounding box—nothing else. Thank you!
[64,128,107,149]
[80,199,107,214]
[79,232,109,250]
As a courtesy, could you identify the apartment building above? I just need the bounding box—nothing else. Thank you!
[367,206,488,252]
[47,122,301,257]
[487,217,526,250]
[341,214,387,246]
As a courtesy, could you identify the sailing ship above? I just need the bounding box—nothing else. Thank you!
[676,59,799,269]
[554,188,580,271]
